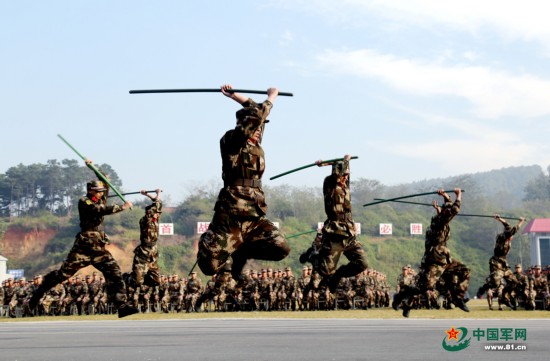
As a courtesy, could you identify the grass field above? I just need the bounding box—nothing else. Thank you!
[1,300,549,322]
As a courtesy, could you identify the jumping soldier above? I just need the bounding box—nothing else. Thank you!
[197,85,290,281]
[28,160,138,318]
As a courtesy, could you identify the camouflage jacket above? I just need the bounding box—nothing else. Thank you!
[424,198,460,264]
[186,278,203,294]
[493,222,520,260]
[322,159,355,237]
[78,169,124,236]
[214,98,273,217]
[138,199,162,250]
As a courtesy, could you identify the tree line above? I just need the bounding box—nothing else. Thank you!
[0,160,122,218]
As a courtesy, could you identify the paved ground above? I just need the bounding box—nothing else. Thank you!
[1,318,548,361]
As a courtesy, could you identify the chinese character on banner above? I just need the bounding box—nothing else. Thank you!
[196,222,210,235]
[410,223,423,235]
[159,223,174,236]
[379,223,392,235]
[354,223,361,235]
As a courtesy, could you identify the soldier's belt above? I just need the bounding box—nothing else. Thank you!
[80,231,102,238]
[79,230,107,242]
[225,178,262,188]
[330,212,353,221]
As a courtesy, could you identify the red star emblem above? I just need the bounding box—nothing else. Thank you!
[446,326,460,341]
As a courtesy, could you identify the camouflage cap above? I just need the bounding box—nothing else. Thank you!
[533,265,542,269]
[236,103,269,124]
[87,180,107,192]
[285,267,292,271]
[332,161,348,177]
[146,204,162,214]
[515,264,522,268]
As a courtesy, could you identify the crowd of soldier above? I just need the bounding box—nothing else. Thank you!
[395,264,550,311]
[1,266,392,317]
[5,262,547,318]
[1,272,109,318]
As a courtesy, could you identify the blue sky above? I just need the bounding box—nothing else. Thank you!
[2,1,549,205]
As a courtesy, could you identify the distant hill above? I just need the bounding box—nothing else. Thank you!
[394,165,544,209]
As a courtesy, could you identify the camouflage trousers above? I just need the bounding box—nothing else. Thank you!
[314,233,368,280]
[417,259,470,299]
[197,211,290,279]
[482,257,516,289]
[131,249,160,288]
[37,235,127,310]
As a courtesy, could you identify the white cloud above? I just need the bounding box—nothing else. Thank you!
[272,0,550,49]
[317,48,550,118]
[362,0,550,45]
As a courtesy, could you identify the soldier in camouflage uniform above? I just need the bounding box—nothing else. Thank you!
[3,278,15,317]
[334,276,354,310]
[393,266,414,311]
[138,283,154,313]
[197,275,218,312]
[122,272,139,309]
[512,264,529,309]
[129,189,162,291]
[71,275,89,315]
[477,215,525,310]
[89,272,104,314]
[401,189,469,317]
[59,278,74,315]
[42,282,66,316]
[241,270,260,311]
[350,272,366,309]
[160,275,171,313]
[379,273,390,307]
[168,274,185,312]
[197,85,290,281]
[296,266,310,311]
[9,278,32,317]
[271,270,282,310]
[215,271,240,311]
[185,271,203,313]
[257,269,273,311]
[308,272,328,310]
[305,155,368,293]
[363,269,376,309]
[280,267,297,310]
[528,265,549,310]
[82,274,98,314]
[29,160,138,318]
